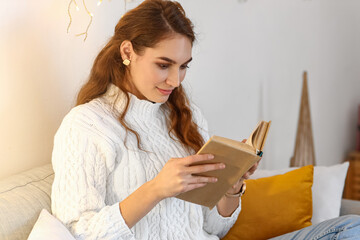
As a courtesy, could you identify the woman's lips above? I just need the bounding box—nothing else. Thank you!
[157,88,173,95]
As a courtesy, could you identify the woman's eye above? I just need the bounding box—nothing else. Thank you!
[158,64,169,69]
[180,64,189,69]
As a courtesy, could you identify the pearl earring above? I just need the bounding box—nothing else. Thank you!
[123,59,130,66]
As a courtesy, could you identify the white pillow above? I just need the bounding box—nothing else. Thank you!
[250,162,349,225]
[27,209,75,240]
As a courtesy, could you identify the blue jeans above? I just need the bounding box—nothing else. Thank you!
[270,215,360,240]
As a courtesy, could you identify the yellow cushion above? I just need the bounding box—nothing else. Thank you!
[222,165,314,240]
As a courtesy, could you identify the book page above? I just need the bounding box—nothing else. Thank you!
[246,121,271,151]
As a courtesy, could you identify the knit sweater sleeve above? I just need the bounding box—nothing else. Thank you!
[201,201,241,238]
[51,107,134,240]
[191,104,242,238]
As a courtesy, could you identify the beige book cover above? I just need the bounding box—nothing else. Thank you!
[176,120,271,209]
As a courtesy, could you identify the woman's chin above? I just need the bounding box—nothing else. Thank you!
[146,94,169,104]
[155,95,170,103]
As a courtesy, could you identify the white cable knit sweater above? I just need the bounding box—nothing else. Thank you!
[51,83,241,240]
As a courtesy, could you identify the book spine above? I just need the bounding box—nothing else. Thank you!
[357,105,360,151]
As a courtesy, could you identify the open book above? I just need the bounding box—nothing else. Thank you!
[176,120,271,209]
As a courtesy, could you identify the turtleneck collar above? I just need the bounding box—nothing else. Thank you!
[103,83,164,119]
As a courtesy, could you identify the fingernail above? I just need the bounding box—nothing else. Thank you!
[213,178,218,182]
[208,154,214,159]
[220,164,226,169]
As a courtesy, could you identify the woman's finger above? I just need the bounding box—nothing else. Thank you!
[248,163,258,173]
[188,175,218,184]
[187,163,225,174]
[248,160,260,174]
[184,154,214,165]
[242,172,251,179]
[186,183,207,192]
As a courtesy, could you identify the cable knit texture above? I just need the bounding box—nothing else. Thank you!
[51,84,241,240]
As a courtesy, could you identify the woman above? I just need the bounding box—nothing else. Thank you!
[51,0,360,239]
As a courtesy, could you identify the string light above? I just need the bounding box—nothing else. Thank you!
[67,0,79,34]
[67,0,136,42]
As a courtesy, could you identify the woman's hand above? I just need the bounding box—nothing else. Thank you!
[226,139,260,195]
[226,160,260,194]
[151,154,226,200]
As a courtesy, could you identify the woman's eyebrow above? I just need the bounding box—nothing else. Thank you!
[157,57,193,65]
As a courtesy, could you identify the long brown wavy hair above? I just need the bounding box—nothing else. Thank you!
[76,0,205,153]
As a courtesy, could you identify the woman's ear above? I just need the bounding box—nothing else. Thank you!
[120,40,134,61]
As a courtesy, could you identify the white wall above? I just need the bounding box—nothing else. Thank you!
[1,0,359,179]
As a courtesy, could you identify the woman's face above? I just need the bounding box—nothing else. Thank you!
[126,34,192,103]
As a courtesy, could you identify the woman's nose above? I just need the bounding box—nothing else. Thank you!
[166,69,181,87]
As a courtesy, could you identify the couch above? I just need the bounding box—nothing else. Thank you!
[1,163,360,240]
